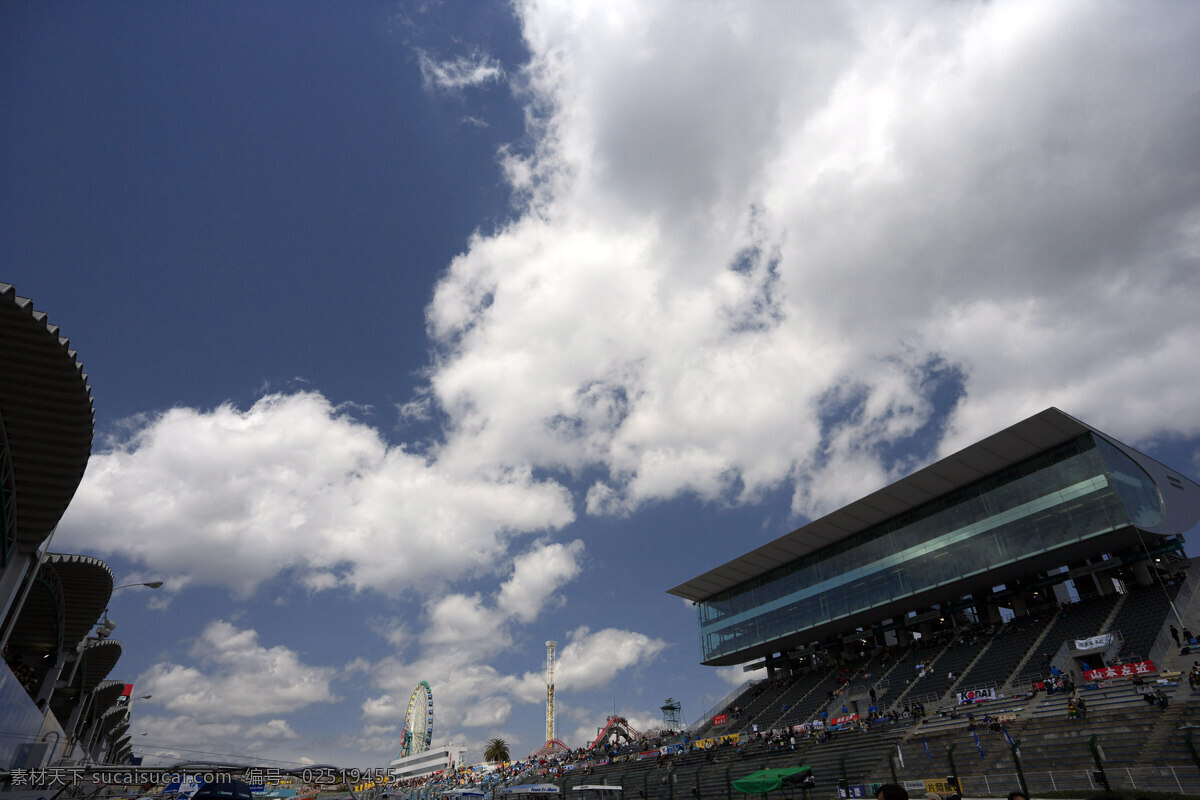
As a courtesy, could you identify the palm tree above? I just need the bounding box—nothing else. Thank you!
[484,737,510,763]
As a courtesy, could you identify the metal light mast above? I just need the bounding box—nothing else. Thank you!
[545,640,557,742]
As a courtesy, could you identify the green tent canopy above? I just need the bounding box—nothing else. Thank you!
[731,767,813,794]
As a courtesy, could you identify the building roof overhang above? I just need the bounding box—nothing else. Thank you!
[668,407,1093,603]
[81,638,122,694]
[0,284,94,550]
[92,680,127,715]
[45,553,114,651]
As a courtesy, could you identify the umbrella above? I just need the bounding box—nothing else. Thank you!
[731,767,812,794]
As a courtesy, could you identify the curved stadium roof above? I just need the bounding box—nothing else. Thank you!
[45,553,114,650]
[6,554,114,664]
[80,638,123,694]
[0,283,94,550]
[92,680,129,716]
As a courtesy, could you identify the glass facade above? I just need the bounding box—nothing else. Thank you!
[698,433,1164,663]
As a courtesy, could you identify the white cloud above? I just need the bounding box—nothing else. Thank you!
[418,50,504,91]
[716,664,761,687]
[139,621,338,718]
[497,540,585,622]
[361,693,403,726]
[354,538,661,754]
[244,719,301,741]
[363,624,667,757]
[59,392,575,595]
[507,626,669,705]
[419,0,1200,525]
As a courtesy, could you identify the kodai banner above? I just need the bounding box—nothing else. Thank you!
[955,687,997,703]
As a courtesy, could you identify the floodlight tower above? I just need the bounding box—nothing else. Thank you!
[545,640,558,742]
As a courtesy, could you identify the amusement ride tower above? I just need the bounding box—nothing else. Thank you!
[544,640,557,743]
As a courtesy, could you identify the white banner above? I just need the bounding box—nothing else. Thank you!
[1075,634,1114,651]
[955,687,996,703]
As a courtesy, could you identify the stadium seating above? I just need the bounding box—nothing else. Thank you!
[1105,579,1185,662]
[1011,592,1121,686]
[768,664,847,729]
[731,679,791,733]
[892,632,987,708]
[753,663,839,731]
[952,614,1051,697]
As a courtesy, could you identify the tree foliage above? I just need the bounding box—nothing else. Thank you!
[484,738,510,763]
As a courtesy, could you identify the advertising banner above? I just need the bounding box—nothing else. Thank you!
[712,713,728,726]
[829,713,859,728]
[1083,660,1156,682]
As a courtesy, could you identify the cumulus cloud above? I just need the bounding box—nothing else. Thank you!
[716,664,762,687]
[351,537,666,755]
[132,622,340,762]
[363,580,667,756]
[421,0,1200,522]
[364,622,667,754]
[58,392,574,595]
[506,626,670,705]
[497,540,585,622]
[139,620,338,718]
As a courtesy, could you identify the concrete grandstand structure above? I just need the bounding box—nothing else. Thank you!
[385,409,1200,800]
[653,407,1200,794]
[671,407,1200,671]
[0,284,135,769]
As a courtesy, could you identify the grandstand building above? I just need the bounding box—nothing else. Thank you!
[670,408,1200,678]
[0,284,134,769]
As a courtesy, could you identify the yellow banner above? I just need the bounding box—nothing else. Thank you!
[693,733,740,749]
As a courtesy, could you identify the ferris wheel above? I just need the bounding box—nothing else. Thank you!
[399,680,434,758]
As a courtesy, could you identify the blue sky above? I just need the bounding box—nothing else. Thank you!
[4,0,1200,769]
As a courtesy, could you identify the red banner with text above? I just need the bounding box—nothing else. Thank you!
[1083,660,1156,681]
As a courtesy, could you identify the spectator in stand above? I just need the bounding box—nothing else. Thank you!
[1171,625,1181,646]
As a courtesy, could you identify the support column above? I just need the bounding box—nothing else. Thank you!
[0,550,34,646]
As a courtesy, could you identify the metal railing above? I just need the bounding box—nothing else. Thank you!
[957,765,1200,796]
[688,680,759,733]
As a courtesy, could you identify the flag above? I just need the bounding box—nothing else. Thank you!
[973,730,985,759]
[896,743,904,768]
[1002,726,1015,749]
[922,737,932,762]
